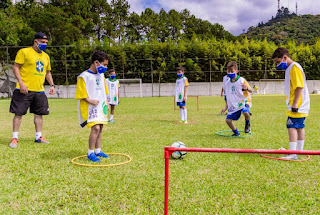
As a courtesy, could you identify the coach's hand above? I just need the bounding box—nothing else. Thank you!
[49,85,55,95]
[19,82,28,94]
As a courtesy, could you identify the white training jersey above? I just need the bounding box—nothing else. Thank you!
[223,76,251,114]
[174,76,189,102]
[106,78,120,105]
[77,71,108,126]
[285,62,310,114]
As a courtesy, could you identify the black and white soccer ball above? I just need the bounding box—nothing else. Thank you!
[171,141,187,159]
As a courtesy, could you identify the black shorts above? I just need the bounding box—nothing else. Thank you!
[10,90,49,115]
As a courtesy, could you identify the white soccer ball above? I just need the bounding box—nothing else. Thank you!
[171,141,187,159]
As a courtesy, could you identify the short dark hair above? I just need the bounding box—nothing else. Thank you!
[272,47,290,59]
[227,61,238,71]
[91,50,109,63]
[109,69,115,74]
[176,66,185,72]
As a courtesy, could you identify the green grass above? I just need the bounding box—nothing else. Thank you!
[1,95,320,214]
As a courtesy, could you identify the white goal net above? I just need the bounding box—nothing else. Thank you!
[118,79,143,98]
[258,79,285,95]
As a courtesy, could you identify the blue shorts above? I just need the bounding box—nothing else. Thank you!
[226,105,250,121]
[177,101,186,107]
[286,117,305,129]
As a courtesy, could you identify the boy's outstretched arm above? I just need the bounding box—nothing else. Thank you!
[292,87,303,110]
[221,103,228,115]
[183,86,188,101]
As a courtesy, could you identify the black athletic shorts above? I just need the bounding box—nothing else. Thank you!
[9,90,49,115]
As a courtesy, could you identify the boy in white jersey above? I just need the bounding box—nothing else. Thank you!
[75,51,110,162]
[106,69,120,123]
[221,61,252,136]
[174,67,189,123]
[273,47,310,160]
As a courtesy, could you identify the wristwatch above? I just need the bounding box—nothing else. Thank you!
[51,84,56,88]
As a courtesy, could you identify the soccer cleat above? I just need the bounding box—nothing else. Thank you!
[280,154,298,160]
[35,136,49,144]
[184,121,188,124]
[88,153,101,162]
[108,120,116,124]
[232,133,240,136]
[245,124,251,133]
[95,151,110,158]
[9,138,18,148]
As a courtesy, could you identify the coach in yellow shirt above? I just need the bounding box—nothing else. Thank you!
[9,32,55,148]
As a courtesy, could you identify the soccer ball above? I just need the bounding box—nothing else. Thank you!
[170,141,187,159]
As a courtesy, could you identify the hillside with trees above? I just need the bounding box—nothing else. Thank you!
[246,7,320,44]
[0,0,234,46]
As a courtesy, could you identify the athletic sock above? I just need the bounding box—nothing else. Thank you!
[245,119,250,125]
[233,128,240,135]
[88,149,94,156]
[297,140,304,151]
[35,132,42,140]
[184,108,187,121]
[110,115,114,121]
[95,148,101,154]
[289,142,297,150]
[180,109,184,121]
[12,132,18,139]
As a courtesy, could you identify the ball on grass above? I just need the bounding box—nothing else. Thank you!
[170,141,187,159]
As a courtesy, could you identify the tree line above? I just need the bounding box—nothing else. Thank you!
[1,0,320,85]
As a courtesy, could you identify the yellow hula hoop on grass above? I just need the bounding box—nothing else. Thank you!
[71,153,132,167]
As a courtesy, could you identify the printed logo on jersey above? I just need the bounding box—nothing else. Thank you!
[36,60,44,73]
[96,78,100,86]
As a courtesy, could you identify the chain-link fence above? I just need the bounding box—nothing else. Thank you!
[0,44,285,86]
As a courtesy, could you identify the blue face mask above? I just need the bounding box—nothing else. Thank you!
[227,73,236,79]
[110,75,116,79]
[96,62,108,74]
[276,58,288,70]
[36,41,47,51]
[177,74,183,78]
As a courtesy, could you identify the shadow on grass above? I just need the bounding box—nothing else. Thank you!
[40,150,84,160]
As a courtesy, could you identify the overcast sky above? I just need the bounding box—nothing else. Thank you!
[128,0,320,35]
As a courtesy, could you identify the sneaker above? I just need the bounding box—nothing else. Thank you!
[9,138,18,148]
[88,153,101,162]
[280,154,298,160]
[245,124,251,133]
[35,136,49,144]
[95,151,110,158]
[108,120,116,124]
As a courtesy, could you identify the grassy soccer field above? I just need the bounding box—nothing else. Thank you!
[1,95,320,214]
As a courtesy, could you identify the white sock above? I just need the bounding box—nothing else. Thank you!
[95,148,101,154]
[110,115,114,121]
[180,109,184,121]
[35,132,42,140]
[184,108,187,121]
[12,132,18,139]
[297,140,304,151]
[289,142,297,150]
[88,149,94,156]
